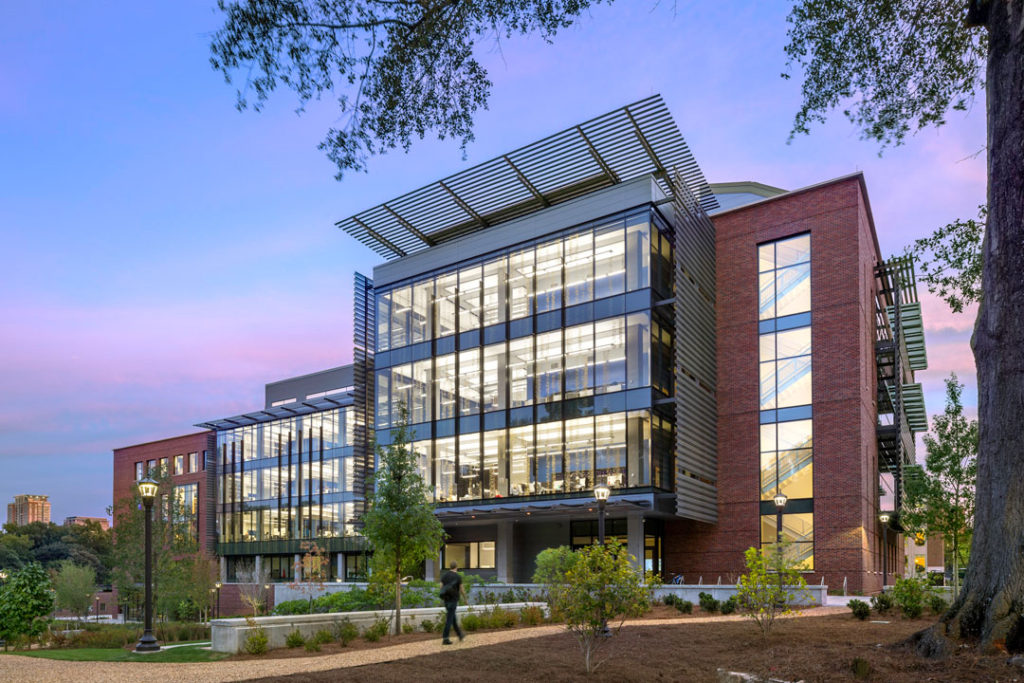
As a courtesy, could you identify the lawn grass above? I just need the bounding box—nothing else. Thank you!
[0,643,229,663]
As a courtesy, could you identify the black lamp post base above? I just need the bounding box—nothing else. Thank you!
[134,632,161,652]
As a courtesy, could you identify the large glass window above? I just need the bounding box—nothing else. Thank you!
[459,264,482,331]
[482,343,507,413]
[594,317,626,393]
[761,512,814,570]
[482,256,507,327]
[535,422,563,494]
[459,349,481,415]
[508,247,534,320]
[391,364,413,416]
[435,437,456,502]
[410,359,432,424]
[593,221,626,299]
[626,214,650,291]
[376,369,390,428]
[444,541,495,569]
[436,273,458,338]
[564,231,593,306]
[535,330,562,403]
[759,234,810,320]
[508,337,533,408]
[435,354,457,420]
[458,433,481,500]
[760,420,813,500]
[595,413,627,488]
[564,322,593,399]
[376,291,390,351]
[626,312,651,389]
[565,417,593,492]
[412,279,433,344]
[535,240,562,312]
[482,430,506,498]
[508,425,532,496]
[390,285,412,349]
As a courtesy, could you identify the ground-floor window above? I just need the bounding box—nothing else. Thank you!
[443,541,495,569]
[345,552,368,581]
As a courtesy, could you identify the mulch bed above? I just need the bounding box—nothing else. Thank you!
[246,613,1018,682]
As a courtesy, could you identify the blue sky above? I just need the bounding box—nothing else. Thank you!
[0,2,984,522]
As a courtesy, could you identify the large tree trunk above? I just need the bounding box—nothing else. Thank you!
[917,0,1024,656]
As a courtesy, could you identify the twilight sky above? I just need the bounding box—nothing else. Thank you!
[0,3,983,523]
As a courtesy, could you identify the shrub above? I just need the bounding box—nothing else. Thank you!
[870,591,893,614]
[674,600,693,614]
[244,626,269,655]
[312,629,333,645]
[402,622,415,634]
[274,599,312,616]
[720,596,738,615]
[304,639,321,652]
[486,607,516,628]
[736,544,811,639]
[928,593,949,615]
[848,599,871,620]
[461,613,483,632]
[363,618,389,642]
[419,617,438,633]
[891,578,926,619]
[285,629,306,648]
[698,592,720,613]
[333,618,359,645]
[519,605,545,626]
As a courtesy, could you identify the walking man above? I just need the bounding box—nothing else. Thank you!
[440,560,466,645]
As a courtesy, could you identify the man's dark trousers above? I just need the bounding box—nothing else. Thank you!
[442,599,463,642]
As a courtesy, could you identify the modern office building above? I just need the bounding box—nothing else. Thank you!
[337,95,927,591]
[112,432,215,551]
[7,494,51,526]
[197,364,374,582]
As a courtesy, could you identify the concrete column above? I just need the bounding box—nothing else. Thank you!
[425,551,442,582]
[254,554,262,578]
[219,556,227,583]
[627,513,644,573]
[496,520,515,583]
[294,554,303,581]
[337,553,345,581]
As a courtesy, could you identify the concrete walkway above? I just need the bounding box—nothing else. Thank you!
[0,607,847,683]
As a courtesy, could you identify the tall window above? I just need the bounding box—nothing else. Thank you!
[757,233,813,569]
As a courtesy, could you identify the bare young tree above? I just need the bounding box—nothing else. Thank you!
[235,561,271,617]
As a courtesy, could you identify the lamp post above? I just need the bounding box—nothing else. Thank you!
[214,581,222,619]
[593,484,611,637]
[94,595,100,624]
[773,491,788,598]
[209,587,216,622]
[264,583,271,615]
[879,512,891,590]
[135,475,160,652]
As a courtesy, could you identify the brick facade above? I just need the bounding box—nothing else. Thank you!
[112,431,216,554]
[664,175,897,593]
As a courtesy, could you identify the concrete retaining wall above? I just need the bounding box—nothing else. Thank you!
[211,602,548,654]
[652,584,826,606]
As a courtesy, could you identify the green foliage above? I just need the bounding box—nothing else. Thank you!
[546,542,655,673]
[720,596,738,615]
[519,605,545,626]
[0,563,54,646]
[736,544,810,639]
[675,600,693,615]
[311,628,334,645]
[209,0,610,179]
[532,545,578,586]
[52,561,96,622]
[851,657,873,680]
[285,629,305,648]
[402,621,415,634]
[243,617,269,656]
[273,599,312,616]
[460,612,483,632]
[891,577,927,619]
[333,618,359,645]
[698,592,720,613]
[783,0,986,148]
[906,207,984,313]
[928,593,949,615]
[870,591,893,614]
[303,639,321,652]
[419,617,438,633]
[902,375,977,600]
[361,404,446,634]
[848,599,871,620]
[363,618,389,642]
[0,520,112,585]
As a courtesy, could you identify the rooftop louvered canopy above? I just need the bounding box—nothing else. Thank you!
[336,95,718,260]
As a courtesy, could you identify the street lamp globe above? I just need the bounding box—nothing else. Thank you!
[773,492,788,510]
[879,512,891,524]
[137,476,159,501]
[593,484,611,502]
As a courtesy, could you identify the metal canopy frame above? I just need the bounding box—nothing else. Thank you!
[195,394,353,431]
[336,95,718,260]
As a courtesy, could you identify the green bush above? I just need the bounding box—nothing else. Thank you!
[720,596,738,615]
[333,618,359,645]
[663,594,679,607]
[674,600,693,614]
[848,599,871,620]
[285,629,306,648]
[304,640,321,652]
[311,629,333,645]
[419,617,438,633]
[313,588,380,613]
[870,591,893,614]
[402,622,415,634]
[244,627,269,655]
[928,593,949,615]
[461,613,483,632]
[68,626,139,649]
[363,618,389,642]
[274,599,312,616]
[891,578,926,619]
[519,605,545,625]
[485,607,517,628]
[698,592,720,613]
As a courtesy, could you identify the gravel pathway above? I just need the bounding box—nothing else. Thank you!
[0,607,847,682]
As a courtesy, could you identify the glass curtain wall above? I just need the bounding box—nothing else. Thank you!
[373,209,674,503]
[217,408,360,544]
[757,233,813,569]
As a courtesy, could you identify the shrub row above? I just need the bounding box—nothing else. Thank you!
[849,579,949,620]
[47,621,210,649]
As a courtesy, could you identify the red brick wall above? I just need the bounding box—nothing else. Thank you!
[665,175,893,593]
[112,432,215,554]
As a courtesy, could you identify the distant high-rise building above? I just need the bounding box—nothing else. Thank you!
[7,494,51,526]
[63,516,110,531]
